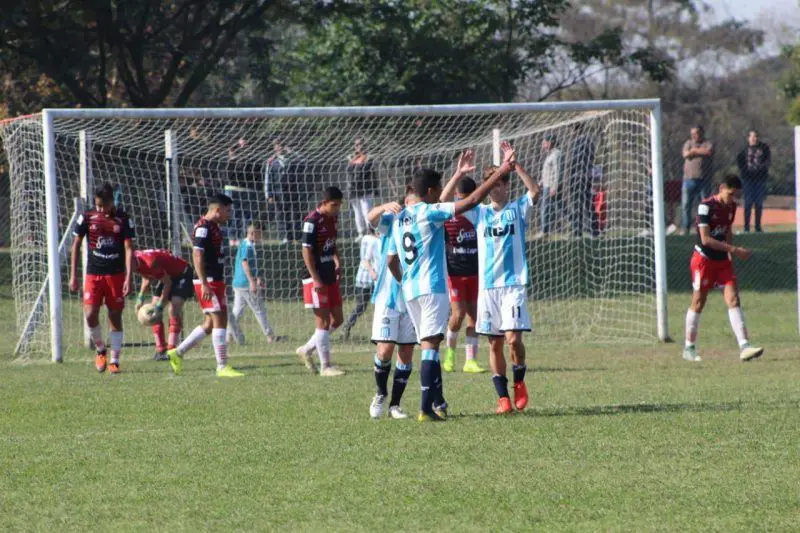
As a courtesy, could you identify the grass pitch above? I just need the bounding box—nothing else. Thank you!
[2,290,799,531]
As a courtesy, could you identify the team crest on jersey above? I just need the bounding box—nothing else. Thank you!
[401,217,413,227]
[90,225,98,231]
[503,210,517,223]
[113,225,120,233]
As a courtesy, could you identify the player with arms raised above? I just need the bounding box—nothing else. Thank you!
[683,175,764,362]
[132,249,194,360]
[441,153,540,414]
[386,142,516,422]
[167,193,244,377]
[69,183,135,374]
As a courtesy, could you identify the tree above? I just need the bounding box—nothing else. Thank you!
[279,0,673,106]
[783,44,800,125]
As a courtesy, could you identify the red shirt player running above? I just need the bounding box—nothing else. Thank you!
[69,183,135,374]
[296,186,346,377]
[133,249,194,360]
[683,174,763,363]
[166,193,243,378]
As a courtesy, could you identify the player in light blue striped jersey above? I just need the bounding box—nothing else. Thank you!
[386,142,517,421]
[440,152,540,415]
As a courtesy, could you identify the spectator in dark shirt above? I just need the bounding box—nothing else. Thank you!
[347,137,378,242]
[736,129,771,233]
[264,139,303,244]
[567,123,598,237]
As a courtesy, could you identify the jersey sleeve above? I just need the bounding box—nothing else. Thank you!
[386,227,398,256]
[374,213,394,236]
[427,203,456,225]
[74,212,89,237]
[301,218,317,248]
[696,202,711,227]
[123,216,135,240]
[193,225,210,250]
[516,193,535,219]
[460,205,480,226]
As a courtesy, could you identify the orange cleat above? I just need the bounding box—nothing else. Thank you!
[496,397,513,415]
[95,351,107,373]
[513,381,528,411]
[108,362,120,374]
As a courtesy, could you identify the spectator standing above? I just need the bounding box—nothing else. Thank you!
[347,137,378,241]
[264,139,302,244]
[679,125,714,235]
[535,135,563,239]
[567,123,597,237]
[736,129,771,233]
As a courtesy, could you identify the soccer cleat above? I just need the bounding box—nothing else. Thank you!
[167,348,183,375]
[216,365,245,378]
[496,397,513,415]
[432,402,448,420]
[462,359,487,374]
[95,351,107,373]
[369,394,386,419]
[682,345,701,362]
[417,411,446,422]
[389,405,409,419]
[296,346,317,373]
[320,365,346,377]
[513,381,529,411]
[740,343,764,362]
[441,348,456,373]
[108,362,121,374]
[153,351,169,361]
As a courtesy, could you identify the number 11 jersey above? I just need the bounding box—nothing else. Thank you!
[386,202,455,301]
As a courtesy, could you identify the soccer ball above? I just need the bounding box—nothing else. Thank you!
[137,303,160,326]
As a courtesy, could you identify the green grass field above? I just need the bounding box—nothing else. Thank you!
[2,288,799,532]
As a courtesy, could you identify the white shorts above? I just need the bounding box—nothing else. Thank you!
[476,286,532,336]
[406,293,450,341]
[371,306,417,345]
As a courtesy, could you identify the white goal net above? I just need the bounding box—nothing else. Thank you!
[0,102,667,361]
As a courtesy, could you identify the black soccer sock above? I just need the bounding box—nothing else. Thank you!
[390,361,412,407]
[512,363,527,384]
[373,355,391,397]
[420,360,435,413]
[432,360,447,409]
[492,374,510,399]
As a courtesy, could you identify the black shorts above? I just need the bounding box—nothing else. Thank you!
[153,267,194,301]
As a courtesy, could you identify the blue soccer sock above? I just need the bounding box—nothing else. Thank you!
[374,355,392,397]
[420,349,439,413]
[492,374,510,399]
[390,361,412,407]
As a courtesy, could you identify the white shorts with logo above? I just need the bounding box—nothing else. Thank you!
[371,305,417,345]
[406,292,450,341]
[476,285,532,336]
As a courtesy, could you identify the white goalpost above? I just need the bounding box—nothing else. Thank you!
[0,100,668,362]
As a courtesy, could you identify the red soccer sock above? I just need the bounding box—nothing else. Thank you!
[152,321,167,353]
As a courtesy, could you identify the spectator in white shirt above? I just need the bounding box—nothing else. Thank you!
[342,227,380,340]
[536,135,563,238]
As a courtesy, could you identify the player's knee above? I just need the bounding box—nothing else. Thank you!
[376,343,394,360]
[726,294,740,308]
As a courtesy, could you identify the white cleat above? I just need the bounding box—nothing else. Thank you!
[388,405,409,419]
[320,365,346,377]
[369,394,386,419]
[682,345,701,362]
[740,343,764,362]
[296,346,317,373]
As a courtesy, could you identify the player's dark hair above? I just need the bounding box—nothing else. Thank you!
[692,125,704,134]
[208,193,233,208]
[748,129,759,136]
[412,168,442,197]
[722,174,742,190]
[456,176,477,196]
[322,186,343,202]
[94,183,115,203]
[482,165,509,184]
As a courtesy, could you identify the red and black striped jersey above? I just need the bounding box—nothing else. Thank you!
[135,249,189,280]
[193,217,226,281]
[301,209,338,284]
[695,195,736,261]
[74,209,135,275]
[444,215,478,277]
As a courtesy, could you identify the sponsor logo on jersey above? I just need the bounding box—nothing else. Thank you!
[96,236,116,249]
[483,224,516,238]
[323,238,335,252]
[456,228,476,243]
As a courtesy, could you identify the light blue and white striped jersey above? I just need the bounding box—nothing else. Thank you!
[463,193,534,290]
[386,202,455,301]
[371,213,406,312]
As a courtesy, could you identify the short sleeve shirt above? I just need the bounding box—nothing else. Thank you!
[193,217,226,281]
[301,209,338,285]
[695,195,736,261]
[233,239,258,289]
[74,209,135,275]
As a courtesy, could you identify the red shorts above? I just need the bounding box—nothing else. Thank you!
[303,279,343,309]
[84,273,126,311]
[690,251,736,292]
[192,280,228,313]
[447,275,478,304]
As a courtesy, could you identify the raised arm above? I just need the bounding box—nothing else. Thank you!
[440,150,475,202]
[367,202,402,228]
[453,142,515,215]
[513,159,541,201]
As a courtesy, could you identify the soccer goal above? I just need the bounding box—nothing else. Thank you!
[0,101,668,362]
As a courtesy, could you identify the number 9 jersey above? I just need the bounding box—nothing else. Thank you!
[386,202,455,301]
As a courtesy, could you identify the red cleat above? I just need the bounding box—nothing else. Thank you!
[108,362,120,374]
[95,351,107,373]
[513,381,528,411]
[496,397,513,415]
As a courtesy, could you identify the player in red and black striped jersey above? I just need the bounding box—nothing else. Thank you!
[684,175,763,363]
[166,193,244,378]
[132,249,194,360]
[69,183,135,374]
[442,173,485,374]
[295,186,347,376]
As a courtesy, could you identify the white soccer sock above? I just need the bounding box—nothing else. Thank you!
[445,329,458,350]
[728,307,749,348]
[89,325,106,352]
[315,328,331,368]
[177,326,207,356]
[465,335,478,360]
[685,309,700,347]
[109,330,123,364]
[212,328,228,369]
[302,332,317,352]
